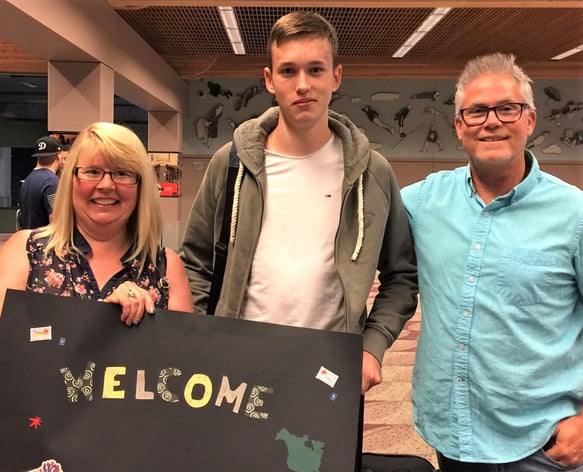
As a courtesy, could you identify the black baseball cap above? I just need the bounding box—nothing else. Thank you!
[32,136,62,158]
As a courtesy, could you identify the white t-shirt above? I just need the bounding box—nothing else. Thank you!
[242,134,346,331]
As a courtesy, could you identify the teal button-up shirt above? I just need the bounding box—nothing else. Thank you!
[401,151,583,462]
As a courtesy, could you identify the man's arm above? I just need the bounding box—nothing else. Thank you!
[44,179,58,223]
[180,143,231,314]
[363,167,418,373]
[548,217,583,464]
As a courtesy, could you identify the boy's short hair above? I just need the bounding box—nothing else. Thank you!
[267,11,339,69]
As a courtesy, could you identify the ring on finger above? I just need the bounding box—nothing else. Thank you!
[127,288,137,299]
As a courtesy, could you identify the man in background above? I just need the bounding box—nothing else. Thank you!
[56,144,69,177]
[18,135,64,229]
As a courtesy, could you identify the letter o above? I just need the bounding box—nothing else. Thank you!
[184,374,212,408]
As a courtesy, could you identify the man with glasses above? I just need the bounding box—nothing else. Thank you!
[401,53,583,471]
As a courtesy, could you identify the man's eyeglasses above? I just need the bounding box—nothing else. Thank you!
[74,167,140,185]
[458,102,529,127]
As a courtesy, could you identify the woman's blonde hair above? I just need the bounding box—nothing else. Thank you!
[36,122,162,273]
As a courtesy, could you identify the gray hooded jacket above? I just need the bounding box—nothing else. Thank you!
[181,107,418,362]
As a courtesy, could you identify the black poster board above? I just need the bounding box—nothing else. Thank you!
[0,290,362,471]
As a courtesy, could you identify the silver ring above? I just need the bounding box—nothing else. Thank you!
[127,288,137,299]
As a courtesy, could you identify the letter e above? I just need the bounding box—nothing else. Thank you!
[245,385,274,420]
[103,366,126,399]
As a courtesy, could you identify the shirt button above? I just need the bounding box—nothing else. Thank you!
[456,378,463,383]
[475,243,481,250]
[468,276,475,283]
[463,311,469,318]
[483,211,490,216]
[459,343,465,350]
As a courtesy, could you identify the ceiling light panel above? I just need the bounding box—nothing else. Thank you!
[392,7,451,58]
[552,44,583,60]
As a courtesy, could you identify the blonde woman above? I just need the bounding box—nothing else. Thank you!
[0,122,193,323]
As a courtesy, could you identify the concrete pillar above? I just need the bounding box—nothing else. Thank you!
[148,110,184,250]
[48,61,114,132]
[148,111,183,153]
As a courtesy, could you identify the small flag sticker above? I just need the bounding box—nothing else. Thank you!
[315,366,339,388]
[30,326,52,342]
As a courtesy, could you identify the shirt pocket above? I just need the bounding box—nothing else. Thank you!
[496,247,555,306]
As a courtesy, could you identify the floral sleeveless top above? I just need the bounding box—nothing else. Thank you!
[26,229,170,308]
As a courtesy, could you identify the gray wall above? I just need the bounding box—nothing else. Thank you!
[0,76,581,161]
[183,77,583,161]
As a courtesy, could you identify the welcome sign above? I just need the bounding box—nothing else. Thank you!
[0,290,362,471]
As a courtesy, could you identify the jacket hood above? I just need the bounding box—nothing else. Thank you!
[232,106,371,184]
[229,106,371,261]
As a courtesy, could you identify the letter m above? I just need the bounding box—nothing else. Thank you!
[214,376,247,414]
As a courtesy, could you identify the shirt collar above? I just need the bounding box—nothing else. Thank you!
[465,150,540,207]
[73,228,91,255]
[73,227,134,262]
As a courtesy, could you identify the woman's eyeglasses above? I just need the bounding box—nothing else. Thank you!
[74,167,140,185]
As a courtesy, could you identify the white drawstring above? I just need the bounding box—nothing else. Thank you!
[229,164,244,244]
[351,174,364,261]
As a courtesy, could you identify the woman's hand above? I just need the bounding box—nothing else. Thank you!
[102,281,156,326]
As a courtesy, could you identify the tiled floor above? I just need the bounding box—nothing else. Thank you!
[364,282,437,467]
[363,309,437,466]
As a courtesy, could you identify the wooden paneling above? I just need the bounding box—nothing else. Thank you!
[0,40,46,74]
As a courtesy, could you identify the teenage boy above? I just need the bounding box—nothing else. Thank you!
[181,11,418,394]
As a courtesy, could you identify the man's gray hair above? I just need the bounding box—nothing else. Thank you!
[455,52,535,114]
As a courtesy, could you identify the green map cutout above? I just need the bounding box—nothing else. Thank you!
[276,428,325,472]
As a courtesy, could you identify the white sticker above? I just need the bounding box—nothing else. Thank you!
[315,366,339,388]
[30,326,52,342]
